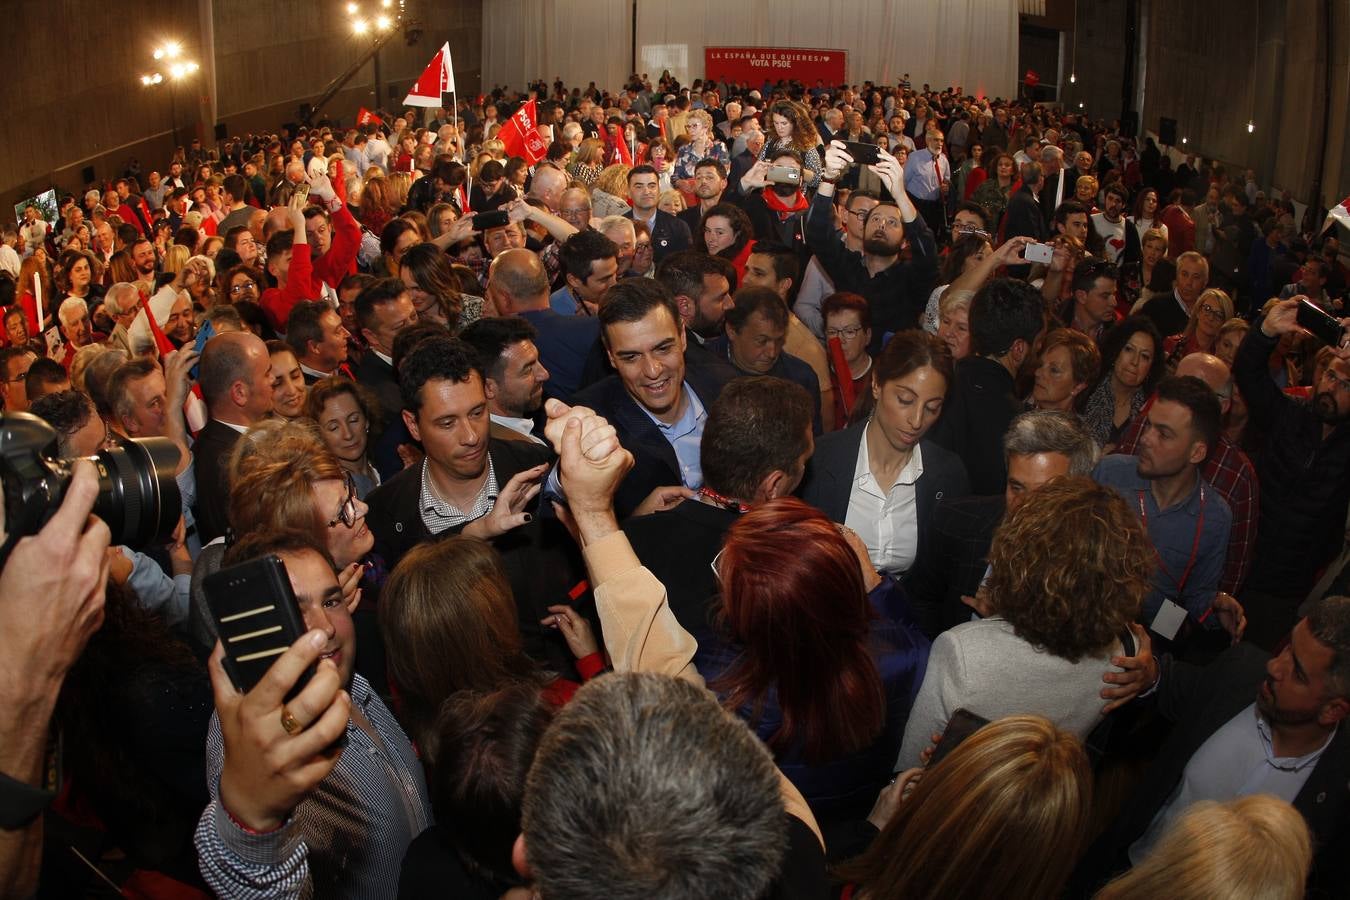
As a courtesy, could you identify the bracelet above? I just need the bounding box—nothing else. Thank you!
[223,802,287,836]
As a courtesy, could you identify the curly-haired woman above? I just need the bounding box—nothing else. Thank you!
[895,476,1153,768]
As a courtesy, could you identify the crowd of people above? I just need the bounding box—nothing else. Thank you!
[1,66,1349,899]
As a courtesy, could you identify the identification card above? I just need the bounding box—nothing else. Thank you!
[1150,598,1187,641]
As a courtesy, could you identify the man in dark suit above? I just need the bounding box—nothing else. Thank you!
[929,279,1044,495]
[625,165,691,264]
[353,278,419,478]
[623,376,814,634]
[363,334,589,676]
[572,279,736,519]
[727,129,766,200]
[1002,162,1046,282]
[486,248,600,404]
[1076,597,1350,898]
[286,300,352,384]
[194,331,275,543]
[905,410,1098,638]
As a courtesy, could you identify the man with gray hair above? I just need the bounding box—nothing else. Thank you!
[1038,144,1068,225]
[101,283,142,357]
[907,409,1097,638]
[57,296,97,370]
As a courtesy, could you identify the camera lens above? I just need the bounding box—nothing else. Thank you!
[86,437,182,549]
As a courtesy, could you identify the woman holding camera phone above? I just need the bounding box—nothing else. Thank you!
[759,100,824,191]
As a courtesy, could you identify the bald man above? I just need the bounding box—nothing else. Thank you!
[526,165,568,213]
[1117,352,1259,598]
[487,248,598,401]
[194,332,275,542]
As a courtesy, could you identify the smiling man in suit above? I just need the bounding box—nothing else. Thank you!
[625,165,692,263]
[573,278,735,519]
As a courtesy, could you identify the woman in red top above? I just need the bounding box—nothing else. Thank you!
[380,535,604,751]
[697,202,756,284]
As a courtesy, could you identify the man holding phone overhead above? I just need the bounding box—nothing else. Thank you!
[806,141,939,353]
[194,529,432,899]
[1233,297,1350,649]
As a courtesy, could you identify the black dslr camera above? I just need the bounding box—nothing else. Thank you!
[0,412,182,567]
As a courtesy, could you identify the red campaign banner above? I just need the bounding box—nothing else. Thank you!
[500,99,548,164]
[704,47,847,86]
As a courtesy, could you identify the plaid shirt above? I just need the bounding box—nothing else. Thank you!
[418,454,498,534]
[1118,396,1259,594]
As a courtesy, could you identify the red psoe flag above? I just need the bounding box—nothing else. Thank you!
[403,42,455,108]
[499,99,548,164]
[356,107,384,127]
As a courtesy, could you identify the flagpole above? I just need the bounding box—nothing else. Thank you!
[451,91,458,161]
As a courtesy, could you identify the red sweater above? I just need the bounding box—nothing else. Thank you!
[261,238,320,332]
[311,205,363,291]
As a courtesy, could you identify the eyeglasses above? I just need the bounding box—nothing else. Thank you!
[825,324,865,340]
[1198,302,1225,321]
[326,473,359,529]
[229,281,258,295]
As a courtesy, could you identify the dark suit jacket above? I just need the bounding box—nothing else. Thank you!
[1038,171,1068,227]
[519,307,600,403]
[798,422,971,581]
[573,350,736,519]
[903,494,1004,638]
[192,419,243,544]
[1077,643,1350,899]
[625,208,691,263]
[1002,184,1045,245]
[728,149,758,196]
[676,203,706,237]
[622,498,739,635]
[363,438,591,677]
[353,350,411,480]
[927,356,1023,495]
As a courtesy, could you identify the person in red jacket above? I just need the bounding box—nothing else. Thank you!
[261,204,320,333]
[303,164,363,296]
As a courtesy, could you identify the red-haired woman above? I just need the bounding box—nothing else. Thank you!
[694,497,929,826]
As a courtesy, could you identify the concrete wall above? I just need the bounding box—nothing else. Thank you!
[0,0,482,215]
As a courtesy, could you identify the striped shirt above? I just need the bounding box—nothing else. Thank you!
[417,454,498,534]
[195,674,432,899]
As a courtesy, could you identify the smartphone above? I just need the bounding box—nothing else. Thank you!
[1296,297,1345,347]
[293,182,311,203]
[1024,242,1055,265]
[841,140,882,166]
[472,209,511,230]
[189,319,215,382]
[204,555,313,699]
[927,708,990,768]
[766,165,802,186]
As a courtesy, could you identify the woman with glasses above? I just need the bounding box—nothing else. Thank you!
[1163,288,1234,370]
[306,376,382,499]
[221,263,262,306]
[822,292,875,428]
[218,419,388,691]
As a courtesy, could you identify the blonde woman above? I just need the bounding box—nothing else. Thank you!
[592,163,632,218]
[1096,795,1311,900]
[1163,287,1234,367]
[839,715,1093,900]
[567,138,605,185]
[657,189,686,216]
[674,108,729,189]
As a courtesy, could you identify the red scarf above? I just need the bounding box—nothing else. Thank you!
[763,188,808,220]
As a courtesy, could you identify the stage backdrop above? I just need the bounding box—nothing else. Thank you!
[483,0,1018,100]
[704,47,847,87]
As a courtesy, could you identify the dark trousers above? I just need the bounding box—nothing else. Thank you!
[913,197,946,244]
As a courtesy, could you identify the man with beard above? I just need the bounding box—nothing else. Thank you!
[1094,376,1232,641]
[1092,183,1136,266]
[807,142,937,353]
[653,250,733,345]
[1234,298,1350,649]
[129,237,158,281]
[677,159,727,237]
[459,316,551,444]
[1076,595,1350,899]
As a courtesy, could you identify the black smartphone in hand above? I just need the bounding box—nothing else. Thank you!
[204,555,312,699]
[472,209,511,230]
[841,140,882,166]
[1296,298,1345,347]
[927,708,990,768]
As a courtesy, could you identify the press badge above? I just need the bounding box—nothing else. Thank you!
[1150,598,1187,641]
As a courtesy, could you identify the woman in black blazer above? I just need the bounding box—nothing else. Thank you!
[800,330,969,580]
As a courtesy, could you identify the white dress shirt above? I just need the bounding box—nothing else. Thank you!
[845,430,923,576]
